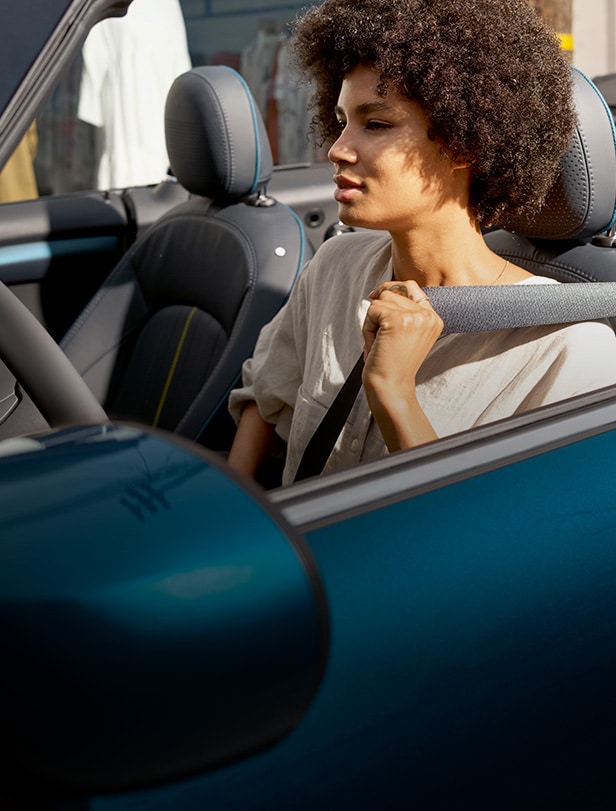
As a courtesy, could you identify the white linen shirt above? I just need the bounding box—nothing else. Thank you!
[229,231,616,484]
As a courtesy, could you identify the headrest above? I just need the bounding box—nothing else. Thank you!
[503,68,616,240]
[165,66,274,200]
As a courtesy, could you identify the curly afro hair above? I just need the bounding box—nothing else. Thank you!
[289,0,576,226]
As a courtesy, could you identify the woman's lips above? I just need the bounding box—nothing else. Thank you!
[334,176,364,203]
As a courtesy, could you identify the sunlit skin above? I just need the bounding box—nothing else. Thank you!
[228,64,532,478]
[327,65,531,452]
[330,73,469,242]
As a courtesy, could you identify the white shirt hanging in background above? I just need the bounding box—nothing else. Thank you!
[78,0,192,189]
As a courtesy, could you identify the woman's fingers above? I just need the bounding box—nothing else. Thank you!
[362,299,383,359]
[368,279,431,305]
[361,284,443,369]
[360,282,444,450]
[379,289,432,308]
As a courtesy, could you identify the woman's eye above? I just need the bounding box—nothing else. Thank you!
[366,120,390,131]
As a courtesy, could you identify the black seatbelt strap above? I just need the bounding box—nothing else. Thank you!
[293,280,616,482]
[294,353,365,482]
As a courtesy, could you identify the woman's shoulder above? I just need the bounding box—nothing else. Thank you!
[515,276,616,343]
[309,230,392,271]
[296,231,392,300]
[554,318,616,349]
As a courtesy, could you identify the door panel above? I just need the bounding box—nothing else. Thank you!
[91,425,616,810]
[0,191,128,339]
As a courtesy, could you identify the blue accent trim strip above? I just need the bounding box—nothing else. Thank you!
[0,236,119,269]
[225,66,262,195]
[281,202,308,295]
[573,66,616,233]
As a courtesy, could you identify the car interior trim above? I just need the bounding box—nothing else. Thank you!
[0,236,119,280]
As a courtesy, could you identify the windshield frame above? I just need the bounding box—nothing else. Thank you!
[0,0,133,172]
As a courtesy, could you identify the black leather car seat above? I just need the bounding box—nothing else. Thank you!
[59,65,309,447]
[485,68,616,284]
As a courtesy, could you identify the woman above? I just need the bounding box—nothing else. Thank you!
[228,0,616,485]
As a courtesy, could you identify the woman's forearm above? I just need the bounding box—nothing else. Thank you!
[227,402,275,479]
[366,387,437,452]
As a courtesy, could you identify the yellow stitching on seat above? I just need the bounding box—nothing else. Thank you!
[153,307,197,428]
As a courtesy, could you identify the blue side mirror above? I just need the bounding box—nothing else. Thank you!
[0,425,328,795]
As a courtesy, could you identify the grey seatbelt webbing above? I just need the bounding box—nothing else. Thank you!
[293,281,616,482]
[426,281,616,334]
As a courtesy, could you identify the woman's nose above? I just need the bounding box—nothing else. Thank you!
[328,132,357,164]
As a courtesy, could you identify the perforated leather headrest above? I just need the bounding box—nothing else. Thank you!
[504,68,616,240]
[165,66,274,200]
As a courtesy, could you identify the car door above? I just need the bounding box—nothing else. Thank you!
[0,191,128,340]
[2,387,609,810]
[0,178,198,341]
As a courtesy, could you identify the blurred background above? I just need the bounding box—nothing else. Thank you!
[1,0,613,203]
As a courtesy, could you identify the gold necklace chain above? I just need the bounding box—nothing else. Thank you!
[489,258,509,285]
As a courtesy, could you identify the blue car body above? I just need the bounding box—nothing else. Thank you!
[2,409,616,808]
[1,2,616,809]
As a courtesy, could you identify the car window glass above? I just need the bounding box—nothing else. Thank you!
[5,0,325,202]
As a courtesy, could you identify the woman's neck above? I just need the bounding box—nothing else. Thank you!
[389,217,529,287]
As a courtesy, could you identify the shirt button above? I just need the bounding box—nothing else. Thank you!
[350,438,360,453]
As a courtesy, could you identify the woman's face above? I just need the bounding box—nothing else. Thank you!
[328,65,468,233]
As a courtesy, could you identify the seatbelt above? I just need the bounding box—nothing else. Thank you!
[293,281,616,482]
[425,282,616,334]
[294,354,365,482]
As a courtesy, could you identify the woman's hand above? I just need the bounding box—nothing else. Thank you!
[362,279,443,451]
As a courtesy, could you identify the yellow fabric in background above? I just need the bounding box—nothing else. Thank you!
[0,122,38,203]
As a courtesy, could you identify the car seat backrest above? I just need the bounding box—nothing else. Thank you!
[486,68,616,282]
[60,66,309,447]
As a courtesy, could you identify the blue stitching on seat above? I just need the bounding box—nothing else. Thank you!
[279,203,307,298]
[219,66,262,195]
[573,67,616,233]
